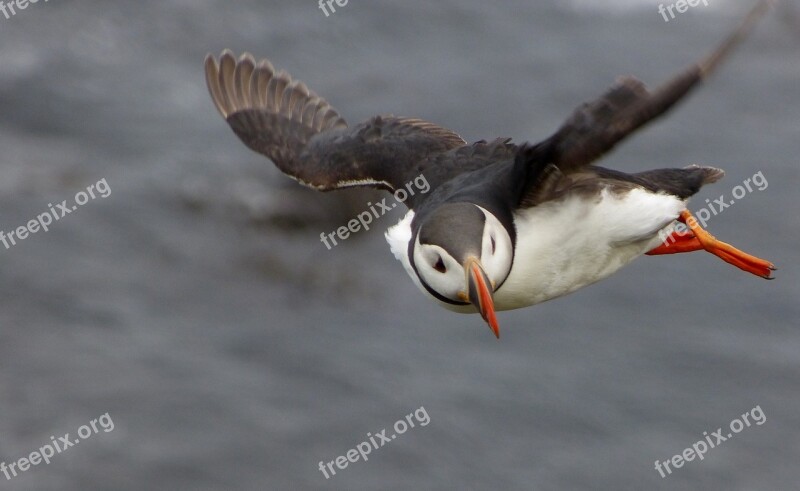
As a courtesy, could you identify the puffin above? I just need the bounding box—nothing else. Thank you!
[204,0,775,338]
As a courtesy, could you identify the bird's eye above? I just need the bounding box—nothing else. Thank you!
[490,236,496,254]
[433,257,447,273]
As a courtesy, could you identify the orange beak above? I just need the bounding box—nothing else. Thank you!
[466,258,499,339]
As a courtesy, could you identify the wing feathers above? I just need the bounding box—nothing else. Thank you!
[233,53,255,109]
[204,55,226,117]
[206,52,466,194]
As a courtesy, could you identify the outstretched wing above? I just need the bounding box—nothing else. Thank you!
[205,51,466,193]
[517,0,771,206]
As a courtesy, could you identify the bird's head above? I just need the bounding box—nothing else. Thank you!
[411,203,513,338]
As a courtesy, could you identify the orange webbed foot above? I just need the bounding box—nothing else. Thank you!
[678,210,776,279]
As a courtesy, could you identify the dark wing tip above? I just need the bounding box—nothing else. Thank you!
[699,0,773,78]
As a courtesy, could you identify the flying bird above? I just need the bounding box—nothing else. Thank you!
[204,1,775,338]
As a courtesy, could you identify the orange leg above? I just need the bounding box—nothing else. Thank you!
[647,210,776,279]
[646,229,702,255]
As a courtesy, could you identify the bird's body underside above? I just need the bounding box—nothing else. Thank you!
[388,188,687,312]
[205,0,775,336]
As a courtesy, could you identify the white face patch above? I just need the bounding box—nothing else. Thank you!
[476,205,514,291]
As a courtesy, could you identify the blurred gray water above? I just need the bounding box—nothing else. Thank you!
[0,0,798,490]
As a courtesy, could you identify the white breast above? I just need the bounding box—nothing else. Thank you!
[494,187,685,310]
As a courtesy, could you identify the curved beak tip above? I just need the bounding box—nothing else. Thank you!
[489,318,500,339]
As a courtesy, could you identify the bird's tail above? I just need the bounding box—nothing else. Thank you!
[632,165,725,199]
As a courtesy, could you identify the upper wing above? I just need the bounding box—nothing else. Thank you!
[205,51,466,193]
[516,0,771,207]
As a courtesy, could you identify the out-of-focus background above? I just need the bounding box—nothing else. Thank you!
[0,0,798,489]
